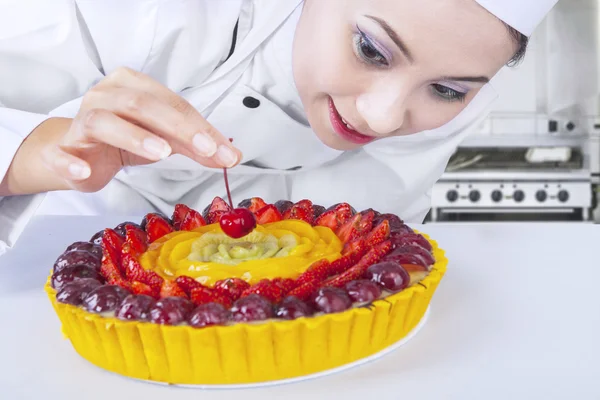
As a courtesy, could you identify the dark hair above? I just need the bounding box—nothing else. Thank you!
[506,24,529,67]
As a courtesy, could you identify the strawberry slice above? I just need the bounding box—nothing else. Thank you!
[122,224,148,257]
[180,208,206,231]
[357,210,375,234]
[174,276,206,296]
[288,279,320,301]
[144,271,164,297]
[342,236,367,256]
[202,197,232,224]
[323,240,392,288]
[100,253,127,287]
[171,204,190,230]
[315,210,338,230]
[122,253,146,282]
[145,213,174,243]
[294,259,332,287]
[131,281,154,297]
[238,197,268,214]
[328,251,365,277]
[214,278,250,301]
[295,199,313,212]
[365,220,390,247]
[336,214,361,243]
[190,287,232,307]
[283,204,313,224]
[241,279,284,303]
[272,277,296,293]
[254,205,283,224]
[159,280,187,299]
[101,228,124,267]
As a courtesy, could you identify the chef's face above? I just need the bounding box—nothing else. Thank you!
[293,0,518,150]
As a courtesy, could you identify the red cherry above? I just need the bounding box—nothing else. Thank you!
[219,148,258,239]
[220,208,257,239]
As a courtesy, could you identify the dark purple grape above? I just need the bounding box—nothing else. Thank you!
[83,285,131,314]
[360,208,381,217]
[230,294,274,322]
[149,297,194,325]
[385,245,435,266]
[274,200,294,215]
[65,241,102,259]
[188,303,230,328]
[345,280,382,303]
[90,230,105,245]
[373,214,410,233]
[53,250,101,274]
[51,265,104,291]
[365,262,410,293]
[390,232,433,252]
[275,296,313,320]
[309,287,352,314]
[115,294,156,321]
[114,221,140,237]
[56,279,103,306]
[237,198,253,209]
[313,205,326,219]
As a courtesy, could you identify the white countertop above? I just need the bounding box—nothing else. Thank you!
[1,216,599,400]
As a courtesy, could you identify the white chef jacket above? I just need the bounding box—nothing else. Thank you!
[0,0,500,254]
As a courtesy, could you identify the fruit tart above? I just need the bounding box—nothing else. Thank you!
[45,196,447,385]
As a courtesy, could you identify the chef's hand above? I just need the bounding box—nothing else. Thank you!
[41,67,242,193]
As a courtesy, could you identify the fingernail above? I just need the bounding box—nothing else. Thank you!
[68,163,91,179]
[192,133,218,157]
[216,145,238,168]
[143,137,172,159]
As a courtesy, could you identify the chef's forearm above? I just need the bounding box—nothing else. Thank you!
[0,118,72,196]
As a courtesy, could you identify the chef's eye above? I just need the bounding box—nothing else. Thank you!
[353,29,389,67]
[431,84,467,102]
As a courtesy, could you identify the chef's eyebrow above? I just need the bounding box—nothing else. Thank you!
[365,15,414,63]
[365,15,491,83]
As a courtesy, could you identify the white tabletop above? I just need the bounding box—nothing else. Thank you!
[1,216,599,400]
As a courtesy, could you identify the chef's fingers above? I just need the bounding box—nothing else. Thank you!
[96,67,242,168]
[83,88,237,168]
[69,108,178,162]
[41,144,92,181]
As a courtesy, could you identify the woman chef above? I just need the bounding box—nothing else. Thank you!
[0,0,558,253]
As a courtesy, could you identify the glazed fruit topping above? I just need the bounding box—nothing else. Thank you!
[54,198,436,327]
[275,296,313,320]
[230,294,274,322]
[115,294,156,321]
[309,287,352,314]
[83,285,131,313]
[188,303,230,328]
[365,261,410,293]
[149,297,195,325]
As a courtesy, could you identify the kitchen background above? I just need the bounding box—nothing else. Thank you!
[425,0,600,224]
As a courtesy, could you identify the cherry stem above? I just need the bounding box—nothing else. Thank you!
[223,137,235,209]
[223,168,234,209]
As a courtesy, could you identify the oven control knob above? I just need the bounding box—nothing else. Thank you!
[469,190,481,203]
[446,190,458,203]
[513,190,525,203]
[558,190,569,203]
[536,190,547,202]
[491,190,503,202]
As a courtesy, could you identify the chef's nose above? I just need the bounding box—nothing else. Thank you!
[356,85,408,136]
